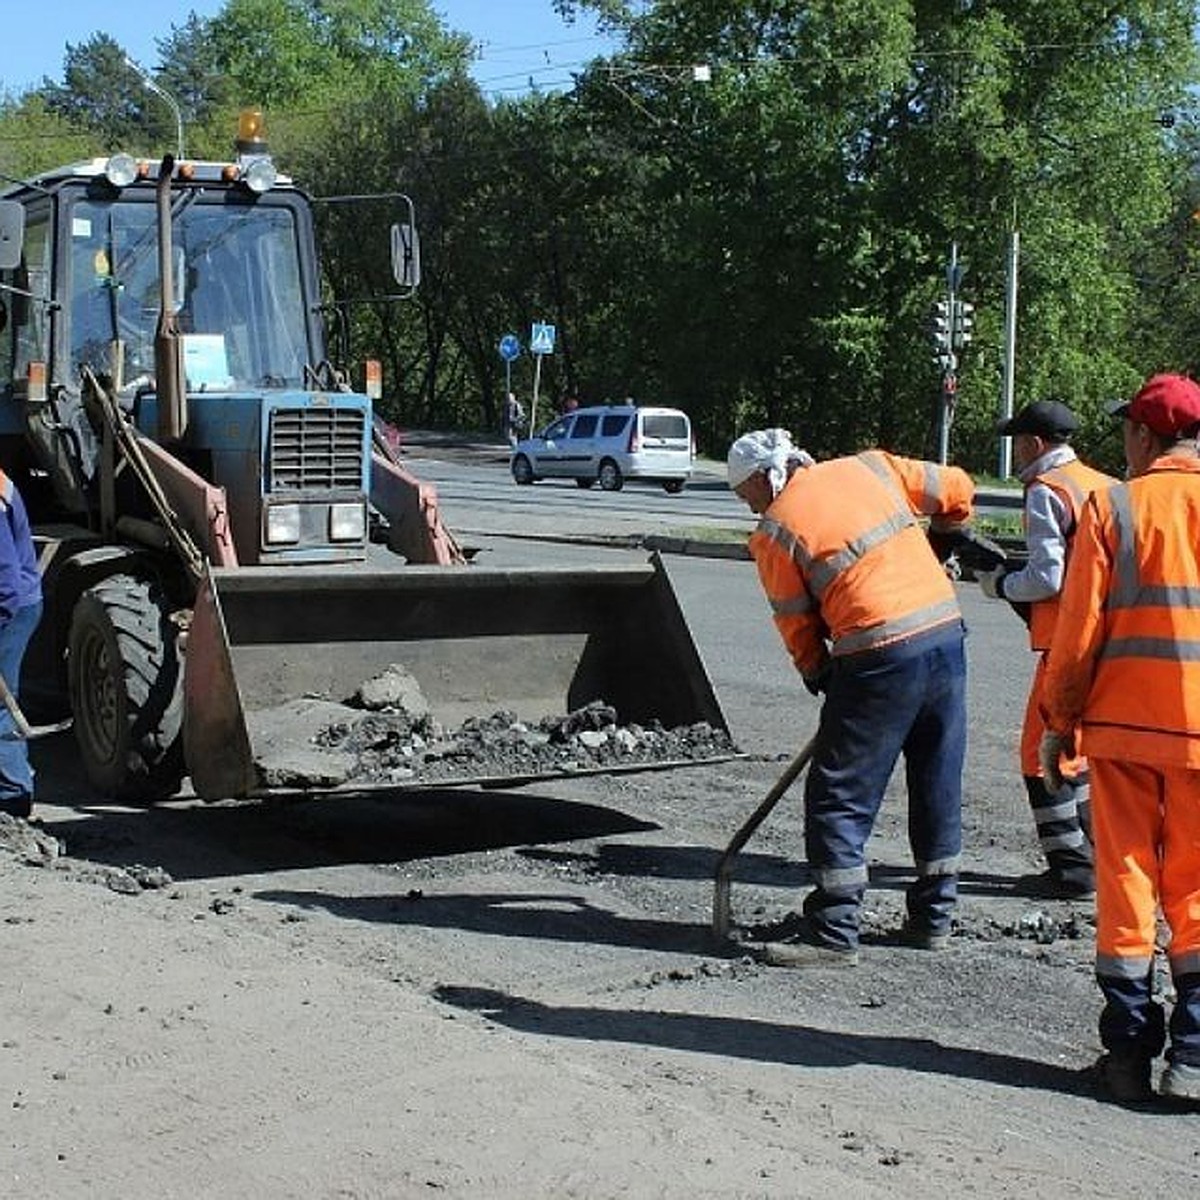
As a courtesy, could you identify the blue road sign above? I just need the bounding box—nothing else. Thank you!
[530,322,556,355]
[498,333,521,362]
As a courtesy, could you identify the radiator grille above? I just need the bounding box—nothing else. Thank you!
[269,407,365,491]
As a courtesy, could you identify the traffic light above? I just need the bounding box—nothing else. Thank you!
[930,300,951,354]
[953,300,975,350]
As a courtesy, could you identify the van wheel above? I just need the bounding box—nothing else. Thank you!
[575,478,596,489]
[512,455,534,485]
[598,460,624,491]
[662,480,685,494]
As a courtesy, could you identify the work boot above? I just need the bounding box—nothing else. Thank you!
[897,921,952,951]
[1160,1061,1200,1105]
[1093,1049,1154,1103]
[1012,867,1095,901]
[759,926,858,970]
[0,795,32,819]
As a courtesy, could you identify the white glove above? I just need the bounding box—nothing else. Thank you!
[1038,730,1075,794]
[979,565,1007,600]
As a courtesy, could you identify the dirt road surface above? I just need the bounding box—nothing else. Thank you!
[2,518,1197,1197]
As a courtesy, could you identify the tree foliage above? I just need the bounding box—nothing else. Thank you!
[3,1,1199,472]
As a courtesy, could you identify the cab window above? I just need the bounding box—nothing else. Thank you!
[543,417,571,440]
[0,208,51,399]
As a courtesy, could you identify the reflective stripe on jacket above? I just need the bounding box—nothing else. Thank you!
[748,450,973,682]
[1044,454,1200,768]
[1027,458,1117,650]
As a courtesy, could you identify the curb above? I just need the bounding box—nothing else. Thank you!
[457,527,750,561]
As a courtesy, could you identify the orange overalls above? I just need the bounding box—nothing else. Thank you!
[1044,456,1200,1063]
[1009,457,1115,882]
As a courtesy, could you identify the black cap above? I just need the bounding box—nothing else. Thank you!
[996,399,1079,439]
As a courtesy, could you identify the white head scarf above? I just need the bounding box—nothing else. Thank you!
[727,428,814,497]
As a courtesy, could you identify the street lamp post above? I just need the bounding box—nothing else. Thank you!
[125,57,184,161]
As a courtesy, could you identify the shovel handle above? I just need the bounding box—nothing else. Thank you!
[0,670,34,739]
[712,736,816,941]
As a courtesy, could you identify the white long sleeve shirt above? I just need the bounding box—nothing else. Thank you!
[1001,444,1078,604]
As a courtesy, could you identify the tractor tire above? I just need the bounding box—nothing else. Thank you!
[68,574,185,802]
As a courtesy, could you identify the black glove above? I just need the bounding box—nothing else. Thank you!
[803,662,832,697]
[926,528,959,564]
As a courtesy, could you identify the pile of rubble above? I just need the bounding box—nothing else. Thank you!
[248,664,737,790]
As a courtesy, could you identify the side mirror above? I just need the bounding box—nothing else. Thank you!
[390,196,420,292]
[0,200,25,271]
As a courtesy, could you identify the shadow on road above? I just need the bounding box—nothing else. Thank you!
[428,984,1093,1097]
[255,886,718,955]
[34,786,658,882]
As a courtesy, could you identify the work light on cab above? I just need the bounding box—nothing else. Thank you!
[233,108,277,194]
[104,153,138,188]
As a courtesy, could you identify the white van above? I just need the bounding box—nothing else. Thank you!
[510,404,694,493]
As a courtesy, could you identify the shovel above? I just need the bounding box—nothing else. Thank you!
[712,736,815,942]
[0,670,72,740]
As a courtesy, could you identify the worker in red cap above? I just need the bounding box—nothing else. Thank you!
[1043,372,1200,1105]
[984,399,1116,899]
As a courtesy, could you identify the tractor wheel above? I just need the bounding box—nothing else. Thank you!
[68,574,185,801]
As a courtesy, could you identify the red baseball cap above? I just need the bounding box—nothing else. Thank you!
[1109,373,1200,437]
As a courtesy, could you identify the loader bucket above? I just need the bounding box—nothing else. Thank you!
[182,554,731,800]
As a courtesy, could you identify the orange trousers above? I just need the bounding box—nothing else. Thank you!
[1021,653,1085,778]
[1091,757,1200,978]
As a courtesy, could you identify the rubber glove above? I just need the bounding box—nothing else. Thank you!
[979,565,1009,600]
[1039,730,1076,793]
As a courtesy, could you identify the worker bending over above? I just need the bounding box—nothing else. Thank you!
[728,429,974,967]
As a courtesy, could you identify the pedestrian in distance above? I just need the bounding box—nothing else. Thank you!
[1042,372,1200,1106]
[727,428,976,967]
[982,399,1116,899]
[504,392,525,447]
[0,468,43,819]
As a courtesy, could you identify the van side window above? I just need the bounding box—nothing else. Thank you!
[570,413,598,438]
[600,414,630,438]
[544,418,571,440]
[642,414,688,439]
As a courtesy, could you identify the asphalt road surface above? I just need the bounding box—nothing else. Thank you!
[6,449,1194,1199]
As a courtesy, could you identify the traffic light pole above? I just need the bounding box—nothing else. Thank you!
[937,243,962,465]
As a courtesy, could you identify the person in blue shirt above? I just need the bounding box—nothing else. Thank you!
[0,470,43,818]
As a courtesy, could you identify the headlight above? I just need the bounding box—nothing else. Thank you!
[241,157,277,194]
[266,504,300,544]
[104,153,138,188]
[329,502,365,542]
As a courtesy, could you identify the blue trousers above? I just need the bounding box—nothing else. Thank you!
[0,600,43,811]
[802,624,966,950]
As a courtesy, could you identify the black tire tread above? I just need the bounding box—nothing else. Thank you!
[69,573,184,801]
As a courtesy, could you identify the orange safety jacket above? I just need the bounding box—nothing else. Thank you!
[1044,454,1200,768]
[1025,458,1117,651]
[748,450,974,685]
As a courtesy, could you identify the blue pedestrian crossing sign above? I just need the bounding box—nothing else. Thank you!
[498,333,521,362]
[530,322,556,355]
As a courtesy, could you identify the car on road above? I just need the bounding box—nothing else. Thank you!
[510,404,694,493]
